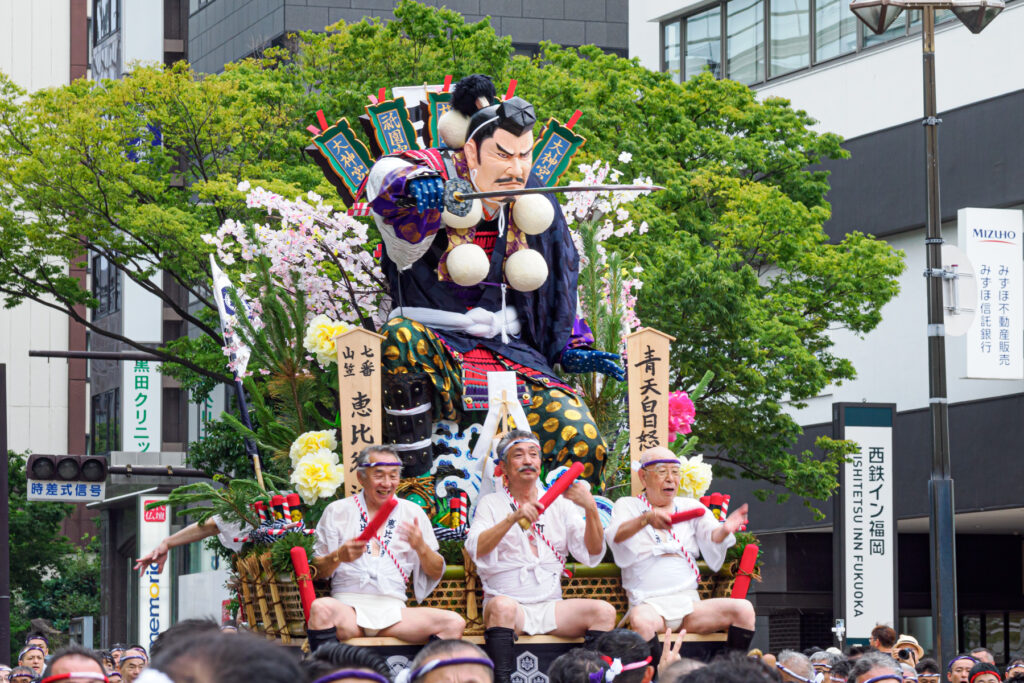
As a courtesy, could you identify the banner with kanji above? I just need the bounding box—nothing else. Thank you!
[122,360,161,452]
[626,327,675,495]
[335,327,385,496]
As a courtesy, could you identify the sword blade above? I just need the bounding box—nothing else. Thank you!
[452,183,665,201]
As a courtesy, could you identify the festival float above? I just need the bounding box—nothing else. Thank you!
[159,75,762,665]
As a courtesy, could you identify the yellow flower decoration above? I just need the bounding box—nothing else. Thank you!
[678,454,713,499]
[303,314,351,367]
[289,429,339,467]
[291,447,345,505]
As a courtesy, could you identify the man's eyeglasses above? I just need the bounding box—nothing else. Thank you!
[648,467,681,478]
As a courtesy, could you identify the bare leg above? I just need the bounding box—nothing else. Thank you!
[628,604,668,641]
[378,607,466,643]
[483,596,525,633]
[681,598,755,633]
[551,599,617,638]
[308,597,362,640]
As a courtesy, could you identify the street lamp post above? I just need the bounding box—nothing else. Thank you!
[848,0,1003,668]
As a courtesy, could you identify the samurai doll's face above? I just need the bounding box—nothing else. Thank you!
[464,127,534,205]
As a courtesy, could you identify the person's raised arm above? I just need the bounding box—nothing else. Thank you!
[134,518,220,574]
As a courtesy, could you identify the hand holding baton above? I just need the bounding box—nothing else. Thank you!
[518,462,585,530]
[669,508,705,525]
[357,496,398,542]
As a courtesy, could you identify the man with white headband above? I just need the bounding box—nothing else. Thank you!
[40,646,107,683]
[605,446,756,662]
[466,430,614,683]
[306,444,465,651]
[397,638,494,683]
[367,73,623,486]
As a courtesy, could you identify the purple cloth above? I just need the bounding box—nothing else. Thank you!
[370,166,442,244]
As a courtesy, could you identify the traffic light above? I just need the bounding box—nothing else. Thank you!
[25,455,107,502]
[27,454,107,481]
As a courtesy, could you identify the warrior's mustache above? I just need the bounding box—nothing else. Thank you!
[495,176,525,184]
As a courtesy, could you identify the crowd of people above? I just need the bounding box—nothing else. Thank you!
[3,621,1023,683]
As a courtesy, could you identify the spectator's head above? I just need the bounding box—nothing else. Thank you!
[108,647,125,670]
[107,673,122,683]
[777,650,816,683]
[594,630,654,683]
[18,645,47,675]
[1005,660,1024,682]
[895,637,924,667]
[918,660,940,676]
[675,652,780,683]
[811,651,844,683]
[149,618,220,660]
[9,667,36,683]
[42,645,106,683]
[849,652,902,683]
[871,627,898,654]
[849,647,869,661]
[304,642,391,683]
[948,656,979,683]
[970,651,995,666]
[547,649,607,683]
[966,662,1001,683]
[661,659,707,683]
[0,665,11,683]
[150,632,304,683]
[117,650,147,683]
[404,639,492,683]
[832,659,854,683]
[901,663,919,682]
[25,634,50,657]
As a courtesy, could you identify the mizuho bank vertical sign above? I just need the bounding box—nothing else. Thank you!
[138,495,171,647]
[961,208,1024,380]
[836,404,896,642]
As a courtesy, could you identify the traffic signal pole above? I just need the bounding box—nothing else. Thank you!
[1,364,11,660]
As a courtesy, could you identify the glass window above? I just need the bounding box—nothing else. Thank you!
[91,389,120,455]
[728,0,765,85]
[964,614,983,653]
[91,254,120,320]
[93,0,119,43]
[770,0,810,77]
[987,614,1006,663]
[863,12,906,47]
[665,21,682,83]
[815,0,857,61]
[1009,613,1024,662]
[686,7,723,79]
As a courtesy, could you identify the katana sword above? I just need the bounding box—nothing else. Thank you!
[452,183,666,201]
[443,177,664,217]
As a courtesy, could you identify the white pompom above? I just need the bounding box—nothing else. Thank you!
[504,248,549,292]
[437,110,470,149]
[511,194,555,235]
[443,198,482,230]
[447,243,490,287]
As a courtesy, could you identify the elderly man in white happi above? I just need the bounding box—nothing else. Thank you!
[605,446,756,663]
[306,445,466,650]
[466,429,616,683]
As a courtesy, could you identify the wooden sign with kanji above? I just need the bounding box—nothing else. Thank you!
[626,327,676,496]
[334,327,386,497]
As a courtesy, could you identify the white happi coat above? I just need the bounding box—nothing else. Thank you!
[466,488,605,604]
[313,495,443,603]
[605,496,735,606]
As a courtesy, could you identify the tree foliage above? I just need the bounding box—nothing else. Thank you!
[0,1,904,510]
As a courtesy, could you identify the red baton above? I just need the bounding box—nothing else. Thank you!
[669,508,705,525]
[518,462,585,530]
[731,543,760,599]
[357,496,398,542]
[290,546,317,622]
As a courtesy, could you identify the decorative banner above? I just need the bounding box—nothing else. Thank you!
[532,118,586,187]
[335,327,386,497]
[834,404,896,644]
[626,327,676,495]
[138,494,171,648]
[210,255,254,378]
[421,89,453,149]
[122,360,161,452]
[961,207,1023,379]
[364,97,421,158]
[309,117,375,205]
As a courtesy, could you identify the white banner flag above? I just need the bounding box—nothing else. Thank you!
[210,256,253,378]
[961,208,1023,380]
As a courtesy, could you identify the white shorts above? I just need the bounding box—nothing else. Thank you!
[484,597,560,635]
[332,592,405,635]
[637,590,701,630]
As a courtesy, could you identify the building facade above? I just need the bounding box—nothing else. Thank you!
[630,0,1024,658]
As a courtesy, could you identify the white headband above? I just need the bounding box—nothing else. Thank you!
[465,116,499,144]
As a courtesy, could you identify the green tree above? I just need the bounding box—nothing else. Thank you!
[0,2,904,511]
